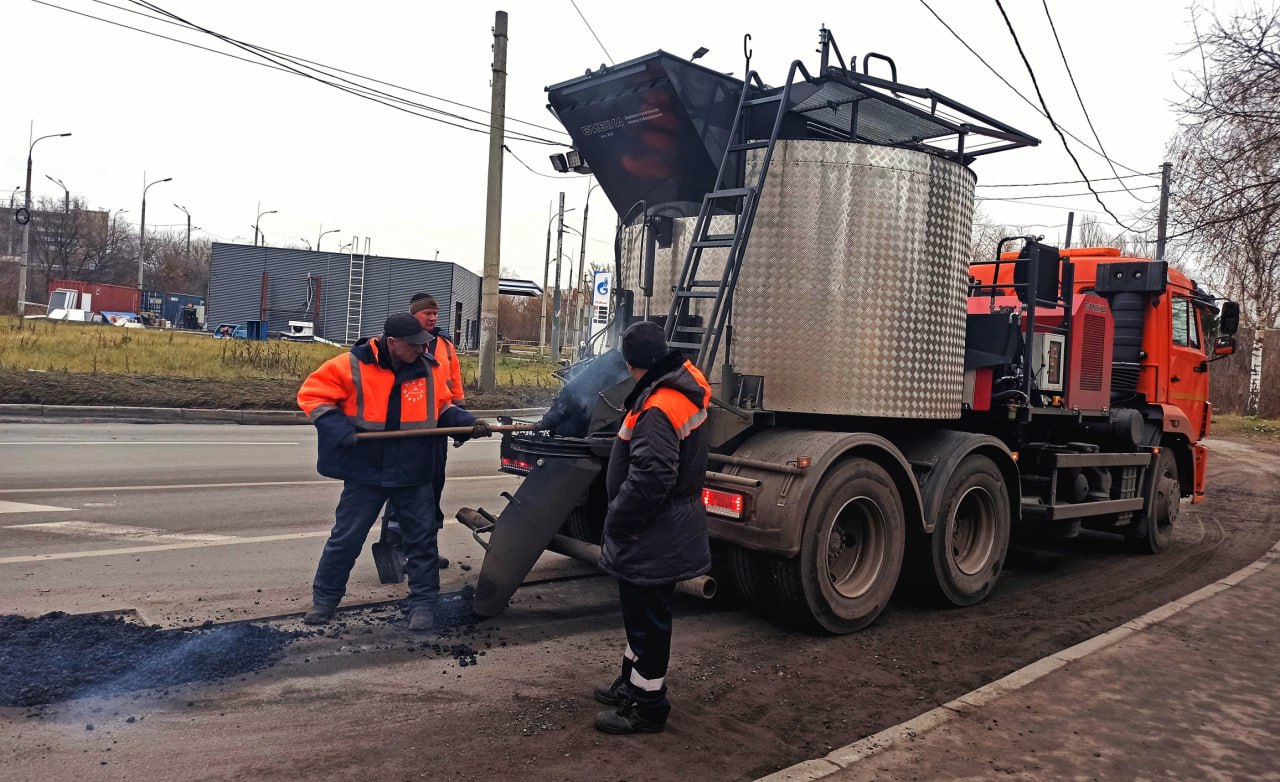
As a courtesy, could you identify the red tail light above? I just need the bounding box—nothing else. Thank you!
[702,487,744,519]
[501,457,534,474]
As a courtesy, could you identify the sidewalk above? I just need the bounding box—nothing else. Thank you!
[763,542,1280,782]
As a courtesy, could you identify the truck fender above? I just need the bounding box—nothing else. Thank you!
[1149,402,1193,437]
[887,431,1020,534]
[708,428,922,558]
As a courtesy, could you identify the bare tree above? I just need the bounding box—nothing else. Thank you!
[1169,4,1280,326]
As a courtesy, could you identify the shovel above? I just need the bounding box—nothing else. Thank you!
[355,423,534,441]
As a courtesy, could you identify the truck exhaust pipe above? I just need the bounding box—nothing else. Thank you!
[544,531,717,600]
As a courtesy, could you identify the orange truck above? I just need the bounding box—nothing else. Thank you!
[465,28,1241,633]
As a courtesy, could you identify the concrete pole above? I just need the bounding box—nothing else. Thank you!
[539,200,551,356]
[573,183,593,357]
[477,10,508,392]
[551,191,566,359]
[1155,162,1172,261]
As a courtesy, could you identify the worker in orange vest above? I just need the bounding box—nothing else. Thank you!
[297,313,489,632]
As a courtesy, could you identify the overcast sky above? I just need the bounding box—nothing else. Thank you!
[5,0,1250,287]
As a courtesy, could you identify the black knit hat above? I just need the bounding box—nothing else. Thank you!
[621,321,667,369]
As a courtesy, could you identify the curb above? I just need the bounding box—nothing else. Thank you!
[755,540,1280,782]
[0,404,547,425]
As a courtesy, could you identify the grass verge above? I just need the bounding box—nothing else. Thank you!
[1211,414,1280,444]
[0,316,558,410]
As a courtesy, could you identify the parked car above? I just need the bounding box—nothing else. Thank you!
[212,323,248,339]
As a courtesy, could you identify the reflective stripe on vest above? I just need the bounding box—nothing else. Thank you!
[347,351,438,431]
[617,389,706,442]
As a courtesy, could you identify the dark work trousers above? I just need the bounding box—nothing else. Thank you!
[617,579,678,721]
[313,481,440,611]
[383,437,449,535]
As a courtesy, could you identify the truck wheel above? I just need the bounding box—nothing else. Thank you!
[784,458,905,634]
[728,546,781,612]
[1128,448,1178,554]
[928,455,1010,606]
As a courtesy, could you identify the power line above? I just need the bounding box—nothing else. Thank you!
[992,0,1145,233]
[504,145,568,179]
[92,0,569,138]
[978,171,1160,188]
[569,0,615,65]
[978,184,1159,200]
[34,0,565,145]
[915,0,1147,177]
[1039,0,1142,199]
[130,0,564,145]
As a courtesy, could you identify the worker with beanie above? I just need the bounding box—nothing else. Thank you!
[593,320,713,734]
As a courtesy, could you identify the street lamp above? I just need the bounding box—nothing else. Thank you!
[254,207,277,246]
[540,202,575,356]
[45,175,71,279]
[17,131,71,311]
[45,175,69,214]
[300,238,312,251]
[173,203,191,257]
[573,179,601,356]
[139,176,172,292]
[317,226,340,252]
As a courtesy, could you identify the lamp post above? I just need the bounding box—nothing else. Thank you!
[138,176,172,293]
[317,226,340,252]
[300,238,312,251]
[173,204,191,257]
[17,131,71,311]
[573,179,600,356]
[45,175,69,214]
[254,207,277,246]
[539,199,575,357]
[45,175,71,279]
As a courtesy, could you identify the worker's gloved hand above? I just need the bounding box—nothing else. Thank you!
[471,421,492,438]
[339,431,358,447]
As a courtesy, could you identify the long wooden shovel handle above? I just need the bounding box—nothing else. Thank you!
[355,423,535,441]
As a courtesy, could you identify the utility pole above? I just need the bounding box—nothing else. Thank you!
[573,181,597,357]
[1155,162,1172,261]
[477,10,508,392]
[551,192,566,360]
[539,200,551,355]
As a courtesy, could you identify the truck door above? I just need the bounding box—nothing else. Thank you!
[1168,295,1208,437]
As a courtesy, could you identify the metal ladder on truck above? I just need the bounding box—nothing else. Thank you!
[344,244,365,344]
[664,55,812,374]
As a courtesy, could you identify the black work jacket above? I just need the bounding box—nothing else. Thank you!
[600,351,713,585]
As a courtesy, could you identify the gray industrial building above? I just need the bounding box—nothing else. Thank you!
[208,243,482,347]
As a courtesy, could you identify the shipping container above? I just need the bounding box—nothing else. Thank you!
[46,279,139,313]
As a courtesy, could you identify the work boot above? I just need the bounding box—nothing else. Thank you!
[593,675,629,707]
[594,701,666,735]
[303,604,336,625]
[407,608,435,633]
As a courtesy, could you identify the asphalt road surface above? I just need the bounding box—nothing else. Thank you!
[1,422,1277,781]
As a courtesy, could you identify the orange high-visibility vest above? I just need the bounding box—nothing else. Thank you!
[617,361,710,442]
[298,338,453,431]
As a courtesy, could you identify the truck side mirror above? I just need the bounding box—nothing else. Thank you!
[1214,335,1236,357]
[1219,301,1240,335]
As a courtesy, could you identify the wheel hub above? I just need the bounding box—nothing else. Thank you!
[824,496,886,600]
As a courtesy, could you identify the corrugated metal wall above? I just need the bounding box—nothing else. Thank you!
[209,243,474,343]
[451,265,481,350]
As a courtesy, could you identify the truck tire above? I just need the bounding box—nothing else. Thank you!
[728,546,782,612]
[927,454,1010,606]
[1128,448,1178,554]
[780,458,906,634]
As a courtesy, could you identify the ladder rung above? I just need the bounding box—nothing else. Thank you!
[674,290,717,299]
[706,187,753,200]
[743,95,783,106]
[667,341,703,351]
[692,237,735,249]
[689,280,722,287]
[674,326,709,335]
[729,140,770,152]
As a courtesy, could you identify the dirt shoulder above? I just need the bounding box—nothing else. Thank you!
[0,369,554,411]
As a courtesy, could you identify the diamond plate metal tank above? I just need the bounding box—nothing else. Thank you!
[623,140,975,419]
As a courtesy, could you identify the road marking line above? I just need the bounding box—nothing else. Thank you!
[4,521,235,542]
[0,500,75,514]
[0,531,333,564]
[0,475,517,495]
[0,441,301,446]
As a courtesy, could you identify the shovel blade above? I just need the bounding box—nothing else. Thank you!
[371,541,406,584]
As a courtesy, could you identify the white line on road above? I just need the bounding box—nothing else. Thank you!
[0,475,519,494]
[4,521,235,542]
[0,530,333,565]
[0,500,74,514]
[0,441,301,446]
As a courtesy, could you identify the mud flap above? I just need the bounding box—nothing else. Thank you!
[467,455,601,617]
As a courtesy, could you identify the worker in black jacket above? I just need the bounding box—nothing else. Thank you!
[593,321,713,734]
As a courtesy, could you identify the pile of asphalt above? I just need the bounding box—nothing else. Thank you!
[0,612,296,707]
